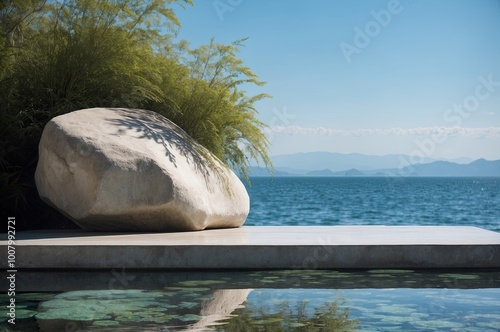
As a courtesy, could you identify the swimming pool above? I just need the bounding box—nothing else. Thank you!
[2,269,500,331]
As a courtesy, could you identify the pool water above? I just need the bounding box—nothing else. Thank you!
[2,270,500,331]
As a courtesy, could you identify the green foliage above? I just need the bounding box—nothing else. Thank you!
[0,0,272,230]
[1,0,49,220]
[148,38,272,178]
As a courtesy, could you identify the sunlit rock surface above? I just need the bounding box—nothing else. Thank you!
[35,107,249,231]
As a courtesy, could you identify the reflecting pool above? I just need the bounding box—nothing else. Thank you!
[1,269,499,331]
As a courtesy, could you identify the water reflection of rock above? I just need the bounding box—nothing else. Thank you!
[34,288,252,331]
[33,287,358,331]
[186,289,252,331]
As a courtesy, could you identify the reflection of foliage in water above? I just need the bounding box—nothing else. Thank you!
[2,270,500,331]
[216,300,359,331]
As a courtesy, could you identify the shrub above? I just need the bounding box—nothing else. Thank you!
[0,0,272,230]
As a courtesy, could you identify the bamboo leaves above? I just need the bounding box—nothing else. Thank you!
[1,0,271,228]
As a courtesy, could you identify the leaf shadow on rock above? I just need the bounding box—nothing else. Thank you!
[105,108,226,191]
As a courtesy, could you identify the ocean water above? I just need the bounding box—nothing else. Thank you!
[245,177,500,232]
[2,178,499,331]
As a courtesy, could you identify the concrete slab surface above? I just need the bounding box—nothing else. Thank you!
[2,226,500,269]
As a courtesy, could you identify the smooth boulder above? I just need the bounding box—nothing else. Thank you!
[35,107,250,231]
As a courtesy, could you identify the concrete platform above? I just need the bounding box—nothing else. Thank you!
[1,226,500,269]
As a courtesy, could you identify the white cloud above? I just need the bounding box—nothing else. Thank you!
[270,126,500,138]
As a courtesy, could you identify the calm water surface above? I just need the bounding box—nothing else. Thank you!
[2,270,500,331]
[245,177,500,232]
[3,177,499,331]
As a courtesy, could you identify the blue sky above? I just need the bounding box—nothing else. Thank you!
[175,0,500,160]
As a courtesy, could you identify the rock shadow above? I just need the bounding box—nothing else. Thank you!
[105,108,225,190]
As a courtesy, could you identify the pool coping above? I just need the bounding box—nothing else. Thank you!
[2,226,500,269]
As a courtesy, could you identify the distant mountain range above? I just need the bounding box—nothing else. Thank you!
[248,152,500,177]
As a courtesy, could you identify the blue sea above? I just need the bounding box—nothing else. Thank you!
[245,177,500,232]
[3,177,500,331]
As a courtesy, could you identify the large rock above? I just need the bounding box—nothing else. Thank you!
[35,107,250,231]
